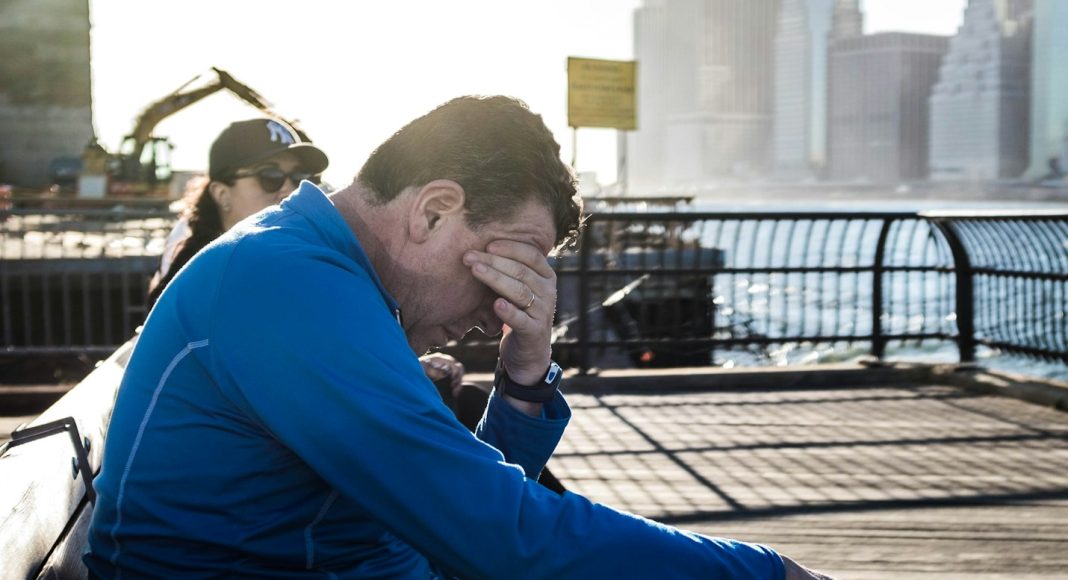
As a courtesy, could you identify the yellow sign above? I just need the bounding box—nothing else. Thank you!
[567,57,637,130]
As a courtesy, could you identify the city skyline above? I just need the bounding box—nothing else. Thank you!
[87,0,967,188]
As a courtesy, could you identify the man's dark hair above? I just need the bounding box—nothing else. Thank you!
[357,95,582,248]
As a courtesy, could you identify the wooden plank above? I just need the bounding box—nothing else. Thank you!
[695,501,1068,578]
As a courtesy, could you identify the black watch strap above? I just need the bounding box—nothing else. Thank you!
[495,359,563,403]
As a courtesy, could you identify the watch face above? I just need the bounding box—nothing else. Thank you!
[545,362,562,385]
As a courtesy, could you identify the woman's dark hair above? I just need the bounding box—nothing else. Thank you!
[146,179,225,310]
[357,95,582,249]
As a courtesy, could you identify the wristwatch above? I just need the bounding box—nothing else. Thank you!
[495,359,563,403]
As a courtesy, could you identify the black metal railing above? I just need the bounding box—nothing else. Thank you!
[0,208,173,355]
[550,212,960,371]
[2,206,1066,373]
[924,211,1068,364]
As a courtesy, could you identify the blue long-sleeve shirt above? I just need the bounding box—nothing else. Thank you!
[85,183,784,579]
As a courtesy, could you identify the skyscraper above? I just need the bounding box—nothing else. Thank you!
[828,33,949,183]
[628,0,705,193]
[831,0,863,40]
[628,0,781,192]
[1026,0,1068,178]
[929,0,1032,181]
[0,0,94,188]
[773,0,835,177]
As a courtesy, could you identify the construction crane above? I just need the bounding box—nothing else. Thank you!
[96,67,309,196]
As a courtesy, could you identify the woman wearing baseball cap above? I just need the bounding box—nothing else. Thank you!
[146,118,329,310]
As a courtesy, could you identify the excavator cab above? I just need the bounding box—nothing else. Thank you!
[110,136,173,195]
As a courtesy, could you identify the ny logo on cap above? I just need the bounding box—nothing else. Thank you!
[266,120,295,145]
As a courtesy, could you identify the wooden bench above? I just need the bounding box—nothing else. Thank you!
[0,338,135,579]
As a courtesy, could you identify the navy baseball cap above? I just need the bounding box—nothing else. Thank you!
[208,118,329,181]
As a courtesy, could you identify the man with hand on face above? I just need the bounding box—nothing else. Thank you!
[86,96,831,579]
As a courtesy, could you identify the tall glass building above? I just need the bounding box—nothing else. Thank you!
[773,0,835,177]
[628,0,705,193]
[628,0,781,191]
[831,0,863,40]
[1027,0,1068,178]
[929,0,1032,181]
[828,33,949,183]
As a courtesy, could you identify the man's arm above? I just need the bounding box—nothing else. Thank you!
[460,238,571,475]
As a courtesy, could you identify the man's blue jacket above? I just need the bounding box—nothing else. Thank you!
[85,183,785,579]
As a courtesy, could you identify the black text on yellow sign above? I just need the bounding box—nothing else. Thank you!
[567,57,637,130]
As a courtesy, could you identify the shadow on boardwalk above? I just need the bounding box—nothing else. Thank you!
[553,375,1068,578]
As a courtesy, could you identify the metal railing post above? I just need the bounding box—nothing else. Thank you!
[577,220,593,374]
[930,219,976,363]
[871,218,894,359]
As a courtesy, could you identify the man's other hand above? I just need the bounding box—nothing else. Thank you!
[420,353,464,395]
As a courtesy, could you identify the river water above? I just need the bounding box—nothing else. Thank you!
[684,196,1068,381]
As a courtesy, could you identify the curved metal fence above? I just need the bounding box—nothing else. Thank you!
[925,212,1068,364]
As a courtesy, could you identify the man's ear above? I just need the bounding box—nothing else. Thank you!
[408,179,466,243]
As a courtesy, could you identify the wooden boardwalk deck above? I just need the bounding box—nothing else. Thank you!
[551,383,1068,578]
[4,373,1068,577]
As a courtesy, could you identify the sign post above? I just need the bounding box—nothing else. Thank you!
[567,57,637,190]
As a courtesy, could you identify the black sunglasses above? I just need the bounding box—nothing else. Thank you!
[231,166,320,193]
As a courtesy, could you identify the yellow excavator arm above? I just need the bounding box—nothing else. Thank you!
[114,67,307,189]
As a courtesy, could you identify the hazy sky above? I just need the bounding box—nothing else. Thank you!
[89,0,967,187]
